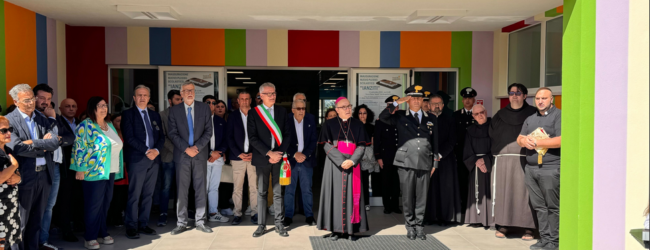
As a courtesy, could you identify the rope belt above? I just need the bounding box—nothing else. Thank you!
[491,154,526,217]
[474,154,486,215]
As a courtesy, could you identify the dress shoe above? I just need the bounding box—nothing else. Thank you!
[231,216,242,225]
[170,225,188,235]
[253,225,266,237]
[329,233,340,241]
[195,224,213,233]
[407,230,416,240]
[157,213,168,227]
[393,208,402,214]
[62,231,79,242]
[416,230,427,240]
[283,217,293,227]
[542,242,559,250]
[138,226,157,235]
[125,228,140,239]
[251,214,259,225]
[276,225,289,237]
[529,240,548,250]
[305,216,316,226]
[383,208,391,214]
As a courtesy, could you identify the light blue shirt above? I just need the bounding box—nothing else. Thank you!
[392,102,423,123]
[136,106,153,149]
[65,117,76,131]
[18,109,46,166]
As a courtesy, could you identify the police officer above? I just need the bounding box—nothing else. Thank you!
[422,91,431,113]
[453,87,477,214]
[379,85,439,241]
[374,95,401,215]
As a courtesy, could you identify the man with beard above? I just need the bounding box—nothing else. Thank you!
[454,87,477,214]
[425,94,462,226]
[489,83,537,240]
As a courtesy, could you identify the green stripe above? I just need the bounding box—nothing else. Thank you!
[0,0,6,114]
[546,7,562,17]
[259,105,282,141]
[225,29,246,66]
[559,0,595,249]
[450,32,472,109]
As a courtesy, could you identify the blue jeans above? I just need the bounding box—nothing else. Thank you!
[283,163,313,218]
[206,158,224,214]
[158,161,175,213]
[40,164,60,244]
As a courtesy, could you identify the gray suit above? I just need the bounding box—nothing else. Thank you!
[167,101,213,226]
[6,109,59,250]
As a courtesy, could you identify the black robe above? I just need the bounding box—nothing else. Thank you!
[489,102,537,229]
[317,117,370,234]
[463,118,494,226]
[426,113,462,223]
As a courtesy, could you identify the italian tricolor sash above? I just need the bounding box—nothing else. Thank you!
[254,105,291,186]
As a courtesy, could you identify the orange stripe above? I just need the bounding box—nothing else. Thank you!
[556,5,564,14]
[4,2,37,102]
[400,31,451,68]
[554,95,562,109]
[171,28,225,66]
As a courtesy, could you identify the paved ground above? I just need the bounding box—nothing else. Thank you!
[50,208,537,250]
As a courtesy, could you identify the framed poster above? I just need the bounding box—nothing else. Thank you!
[356,73,408,119]
[164,71,218,108]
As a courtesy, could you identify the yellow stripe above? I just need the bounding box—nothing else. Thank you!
[127,27,150,65]
[359,31,380,67]
[267,29,288,67]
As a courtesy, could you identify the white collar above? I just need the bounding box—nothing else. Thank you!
[184,102,195,109]
[136,106,148,113]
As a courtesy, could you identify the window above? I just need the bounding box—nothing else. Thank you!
[109,68,159,114]
[545,17,563,87]
[508,25,542,89]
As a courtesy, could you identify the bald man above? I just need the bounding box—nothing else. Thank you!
[55,98,82,242]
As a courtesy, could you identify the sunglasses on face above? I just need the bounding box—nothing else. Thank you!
[508,91,523,96]
[0,127,14,134]
[205,101,217,105]
[472,111,487,117]
[359,112,367,115]
[293,107,306,111]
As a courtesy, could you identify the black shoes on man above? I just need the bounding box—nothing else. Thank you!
[252,225,289,237]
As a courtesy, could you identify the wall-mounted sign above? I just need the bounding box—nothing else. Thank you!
[357,73,407,122]
[164,71,217,107]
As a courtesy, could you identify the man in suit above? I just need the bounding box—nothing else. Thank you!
[156,89,183,227]
[379,85,440,241]
[6,84,60,250]
[374,95,402,215]
[227,91,258,225]
[54,98,81,242]
[32,84,75,250]
[248,82,292,237]
[167,82,213,235]
[122,85,166,239]
[283,99,317,227]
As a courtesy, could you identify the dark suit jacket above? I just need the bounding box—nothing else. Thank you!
[286,113,317,168]
[379,106,439,170]
[247,104,292,168]
[226,109,249,161]
[209,115,227,154]
[121,106,166,163]
[167,101,213,162]
[54,114,77,177]
[373,119,398,165]
[6,109,60,187]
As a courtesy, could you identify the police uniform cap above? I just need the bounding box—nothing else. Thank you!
[460,87,477,98]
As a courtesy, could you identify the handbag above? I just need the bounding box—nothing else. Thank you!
[361,146,379,172]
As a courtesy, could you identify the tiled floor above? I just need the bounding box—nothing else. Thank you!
[50,208,537,250]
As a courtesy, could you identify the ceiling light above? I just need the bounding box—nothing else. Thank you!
[243,82,256,84]
[329,78,344,81]
[227,71,244,74]
[407,10,467,24]
[338,72,348,75]
[324,82,337,85]
[117,5,180,20]
[236,77,251,80]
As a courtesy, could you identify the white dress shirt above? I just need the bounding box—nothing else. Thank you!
[210,115,215,151]
[294,117,304,152]
[263,104,275,148]
[240,110,249,152]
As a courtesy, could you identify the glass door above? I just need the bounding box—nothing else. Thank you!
[411,68,459,110]
[158,66,226,110]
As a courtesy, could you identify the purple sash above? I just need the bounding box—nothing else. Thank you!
[337,141,361,224]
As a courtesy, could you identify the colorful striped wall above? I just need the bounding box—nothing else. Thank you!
[0,1,66,113]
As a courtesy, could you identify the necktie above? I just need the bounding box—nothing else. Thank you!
[187,107,194,146]
[414,112,419,124]
[142,110,155,149]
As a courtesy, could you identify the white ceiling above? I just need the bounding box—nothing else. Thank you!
[9,0,562,31]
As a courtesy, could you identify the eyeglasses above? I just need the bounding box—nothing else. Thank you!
[430,102,443,106]
[508,91,523,96]
[358,112,367,115]
[181,89,195,94]
[472,111,487,117]
[293,107,306,111]
[261,92,276,97]
[0,127,14,134]
[336,105,353,110]
[97,104,108,109]
[205,101,217,105]
[256,96,261,99]
[19,98,36,104]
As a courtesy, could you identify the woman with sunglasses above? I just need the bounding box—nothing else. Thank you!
[0,116,22,250]
[70,97,124,249]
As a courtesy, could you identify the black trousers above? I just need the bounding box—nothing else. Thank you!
[54,169,85,233]
[525,166,560,244]
[397,167,430,232]
[455,147,469,213]
[125,159,159,229]
[256,163,284,227]
[381,164,400,211]
[362,170,370,206]
[82,174,115,242]
[19,171,51,250]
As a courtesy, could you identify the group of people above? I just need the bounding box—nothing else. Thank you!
[0,80,561,250]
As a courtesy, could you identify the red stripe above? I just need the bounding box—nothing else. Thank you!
[254,107,282,146]
[502,20,529,33]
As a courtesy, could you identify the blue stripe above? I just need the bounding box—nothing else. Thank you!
[380,31,400,68]
[36,14,48,84]
[149,28,171,65]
